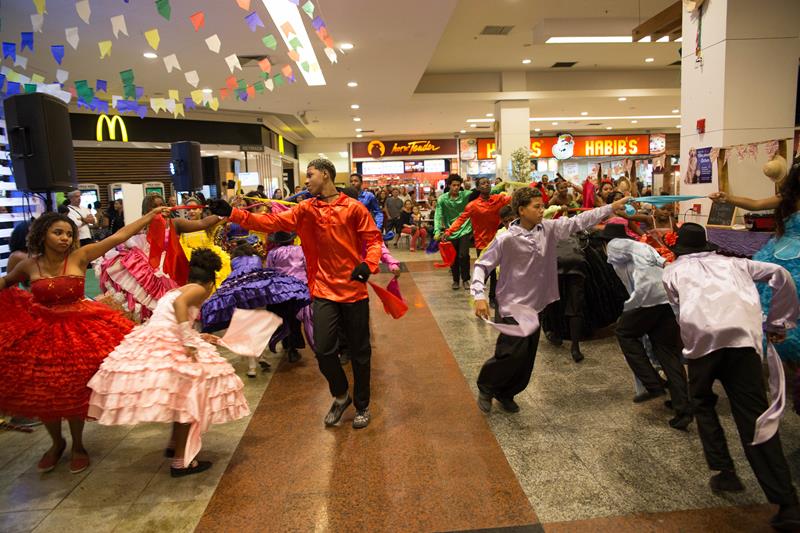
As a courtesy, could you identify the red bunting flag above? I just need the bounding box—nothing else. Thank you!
[189,11,204,32]
[246,85,255,97]
[258,57,271,73]
[225,75,237,90]
[220,87,229,100]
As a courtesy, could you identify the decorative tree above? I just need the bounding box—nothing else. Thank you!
[510,146,531,182]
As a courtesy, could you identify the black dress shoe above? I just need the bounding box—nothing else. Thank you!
[771,504,800,531]
[324,396,352,426]
[287,348,301,363]
[170,459,213,478]
[709,470,745,493]
[463,280,470,290]
[570,347,585,363]
[668,414,693,431]
[451,281,460,290]
[477,391,492,413]
[633,389,665,403]
[545,331,563,347]
[497,397,520,413]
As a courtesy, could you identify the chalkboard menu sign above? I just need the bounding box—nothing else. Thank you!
[707,202,737,228]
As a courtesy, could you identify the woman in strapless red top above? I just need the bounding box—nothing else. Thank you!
[0,207,169,475]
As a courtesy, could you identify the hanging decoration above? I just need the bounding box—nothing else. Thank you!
[33,0,47,15]
[20,32,34,52]
[205,34,221,53]
[155,0,171,21]
[111,15,128,38]
[184,70,199,87]
[75,0,91,24]
[144,28,160,50]
[236,0,251,10]
[2,42,16,61]
[189,11,204,32]
[262,34,277,50]
[245,12,264,32]
[162,53,180,73]
[31,14,44,32]
[50,44,64,64]
[98,40,112,58]
[65,27,79,49]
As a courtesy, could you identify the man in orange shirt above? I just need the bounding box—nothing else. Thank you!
[209,159,383,429]
[444,176,511,306]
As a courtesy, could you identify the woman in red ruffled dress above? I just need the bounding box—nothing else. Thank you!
[0,207,168,474]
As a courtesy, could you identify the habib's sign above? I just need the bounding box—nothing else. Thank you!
[477,134,650,160]
[352,139,458,159]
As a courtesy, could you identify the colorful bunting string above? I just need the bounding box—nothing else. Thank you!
[189,11,204,32]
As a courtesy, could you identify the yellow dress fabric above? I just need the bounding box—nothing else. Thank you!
[180,229,231,287]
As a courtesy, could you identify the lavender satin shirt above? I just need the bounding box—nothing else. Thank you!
[471,204,614,317]
[663,252,799,359]
[265,245,308,284]
[606,238,670,311]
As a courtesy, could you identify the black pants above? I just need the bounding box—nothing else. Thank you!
[312,298,371,410]
[476,247,497,301]
[688,347,797,505]
[386,217,402,235]
[281,314,305,351]
[450,235,471,283]
[79,238,94,247]
[616,304,690,416]
[477,317,541,400]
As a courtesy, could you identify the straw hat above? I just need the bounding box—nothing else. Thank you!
[763,155,788,183]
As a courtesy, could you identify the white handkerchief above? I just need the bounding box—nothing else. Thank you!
[481,303,540,337]
[218,309,282,358]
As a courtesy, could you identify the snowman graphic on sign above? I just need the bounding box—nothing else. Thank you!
[552,133,574,160]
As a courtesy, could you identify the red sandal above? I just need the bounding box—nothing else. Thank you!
[37,442,66,473]
[69,453,90,474]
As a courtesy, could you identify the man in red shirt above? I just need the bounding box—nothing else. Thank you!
[444,176,511,306]
[209,159,383,429]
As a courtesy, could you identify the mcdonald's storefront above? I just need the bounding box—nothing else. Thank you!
[68,112,299,207]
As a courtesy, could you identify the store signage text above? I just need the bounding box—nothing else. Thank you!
[352,138,458,159]
[477,134,650,160]
[96,114,128,143]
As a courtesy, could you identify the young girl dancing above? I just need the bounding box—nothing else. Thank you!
[88,249,250,477]
[0,208,167,473]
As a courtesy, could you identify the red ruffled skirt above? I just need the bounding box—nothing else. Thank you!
[0,288,134,420]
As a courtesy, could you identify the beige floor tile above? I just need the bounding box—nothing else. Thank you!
[32,504,131,533]
[57,469,154,509]
[113,501,209,533]
[133,461,227,505]
[0,470,87,513]
[0,509,50,533]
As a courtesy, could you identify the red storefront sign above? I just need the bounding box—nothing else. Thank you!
[477,134,650,160]
[352,138,458,159]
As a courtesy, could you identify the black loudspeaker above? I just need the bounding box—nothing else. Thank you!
[3,93,77,192]
[201,155,220,186]
[170,141,202,191]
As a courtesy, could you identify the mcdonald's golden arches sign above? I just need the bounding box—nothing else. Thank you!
[96,114,129,142]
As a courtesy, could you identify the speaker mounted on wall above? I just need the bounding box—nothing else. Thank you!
[3,93,77,192]
[170,141,202,192]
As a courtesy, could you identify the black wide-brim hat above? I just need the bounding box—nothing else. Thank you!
[596,223,633,241]
[268,231,297,245]
[670,222,719,256]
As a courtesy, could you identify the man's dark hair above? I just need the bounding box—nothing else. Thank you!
[511,187,542,216]
[445,174,463,188]
[308,158,336,180]
[499,205,514,220]
[350,173,363,183]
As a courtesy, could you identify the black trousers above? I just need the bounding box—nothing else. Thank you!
[312,298,371,410]
[280,314,305,351]
[688,346,797,505]
[450,235,471,283]
[476,248,497,301]
[477,317,541,400]
[615,304,690,416]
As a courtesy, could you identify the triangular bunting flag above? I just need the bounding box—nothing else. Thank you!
[302,1,315,18]
[262,34,277,50]
[20,32,34,52]
[205,34,221,53]
[168,89,179,100]
[173,102,184,118]
[14,55,28,70]
[33,0,47,15]
[50,44,64,64]
[245,12,264,32]
[184,70,199,87]
[31,14,44,33]
[324,47,337,63]
[163,53,180,73]
[98,40,112,58]
[144,28,160,50]
[65,27,79,49]
[190,89,203,104]
[155,0,171,21]
[75,0,91,24]
[258,58,271,73]
[224,54,241,73]
[225,76,237,90]
[189,11,204,32]
[236,0,250,10]
[209,97,219,111]
[56,69,68,83]
[110,15,128,38]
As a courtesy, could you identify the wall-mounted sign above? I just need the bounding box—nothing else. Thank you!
[477,134,651,160]
[96,114,128,142]
[239,144,265,152]
[352,139,458,159]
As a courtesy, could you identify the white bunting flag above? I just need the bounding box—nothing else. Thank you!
[14,55,28,69]
[31,14,44,33]
[110,15,128,38]
[205,34,221,53]
[75,0,91,24]
[56,69,69,83]
[224,53,241,73]
[65,27,79,50]
[184,70,199,87]
[163,54,181,73]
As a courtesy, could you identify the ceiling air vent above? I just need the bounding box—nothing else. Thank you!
[480,25,514,36]
[360,129,375,133]
[551,61,577,68]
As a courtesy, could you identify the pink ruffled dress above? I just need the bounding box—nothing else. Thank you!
[87,288,250,467]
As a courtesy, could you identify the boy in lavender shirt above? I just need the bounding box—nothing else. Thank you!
[470,187,629,413]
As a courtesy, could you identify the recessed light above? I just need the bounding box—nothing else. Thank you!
[486,113,493,117]
[202,88,213,94]
[470,124,477,128]
[606,126,613,130]
[347,81,358,88]
[340,43,354,50]
[534,128,541,132]
[645,57,655,63]
[350,104,360,109]
[630,120,638,124]
[580,111,588,116]
[356,134,363,138]
[545,36,632,44]
[355,128,362,132]
[676,124,682,128]
[318,153,325,157]
[521,58,531,64]
[143,52,158,59]
[459,129,466,134]
[672,108,680,113]
[338,151,349,158]
[353,117,361,122]
[618,97,627,101]
[551,121,558,125]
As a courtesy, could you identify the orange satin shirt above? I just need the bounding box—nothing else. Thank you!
[445,194,511,250]
[230,194,382,303]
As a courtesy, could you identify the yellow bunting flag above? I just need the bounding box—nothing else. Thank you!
[168,89,179,100]
[31,73,44,84]
[190,89,203,104]
[33,0,46,15]
[209,97,219,111]
[144,28,160,50]
[174,102,184,118]
[98,40,112,58]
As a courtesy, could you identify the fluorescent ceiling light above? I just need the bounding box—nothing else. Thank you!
[470,124,477,128]
[318,153,325,157]
[551,121,558,125]
[355,128,362,132]
[606,126,613,130]
[675,37,683,42]
[459,129,466,133]
[356,134,363,138]
[637,36,652,43]
[340,43,354,50]
[676,125,682,128]
[534,128,541,132]
[545,36,632,44]
[485,113,493,117]
[672,108,680,113]
[618,97,627,101]
[338,151,348,157]
[580,111,588,116]
[353,117,361,122]
[347,81,358,88]
[645,57,655,63]
[350,104,360,109]
[466,118,495,123]
[143,52,158,59]
[262,0,325,86]
[631,120,638,123]
[656,36,670,42]
[521,59,532,64]
[529,114,680,121]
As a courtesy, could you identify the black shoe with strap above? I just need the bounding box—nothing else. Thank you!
[709,470,745,493]
[170,459,213,478]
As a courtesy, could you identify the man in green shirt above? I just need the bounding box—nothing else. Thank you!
[434,174,474,290]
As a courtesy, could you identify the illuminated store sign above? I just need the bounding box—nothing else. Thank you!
[352,139,458,159]
[96,114,128,142]
[477,134,650,160]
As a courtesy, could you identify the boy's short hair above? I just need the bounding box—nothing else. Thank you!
[511,187,542,215]
[307,158,336,180]
[445,174,463,188]
[499,205,514,219]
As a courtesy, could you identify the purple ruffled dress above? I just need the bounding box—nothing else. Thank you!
[200,256,311,351]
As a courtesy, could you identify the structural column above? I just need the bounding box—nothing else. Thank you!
[678,0,800,221]
[494,72,530,180]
